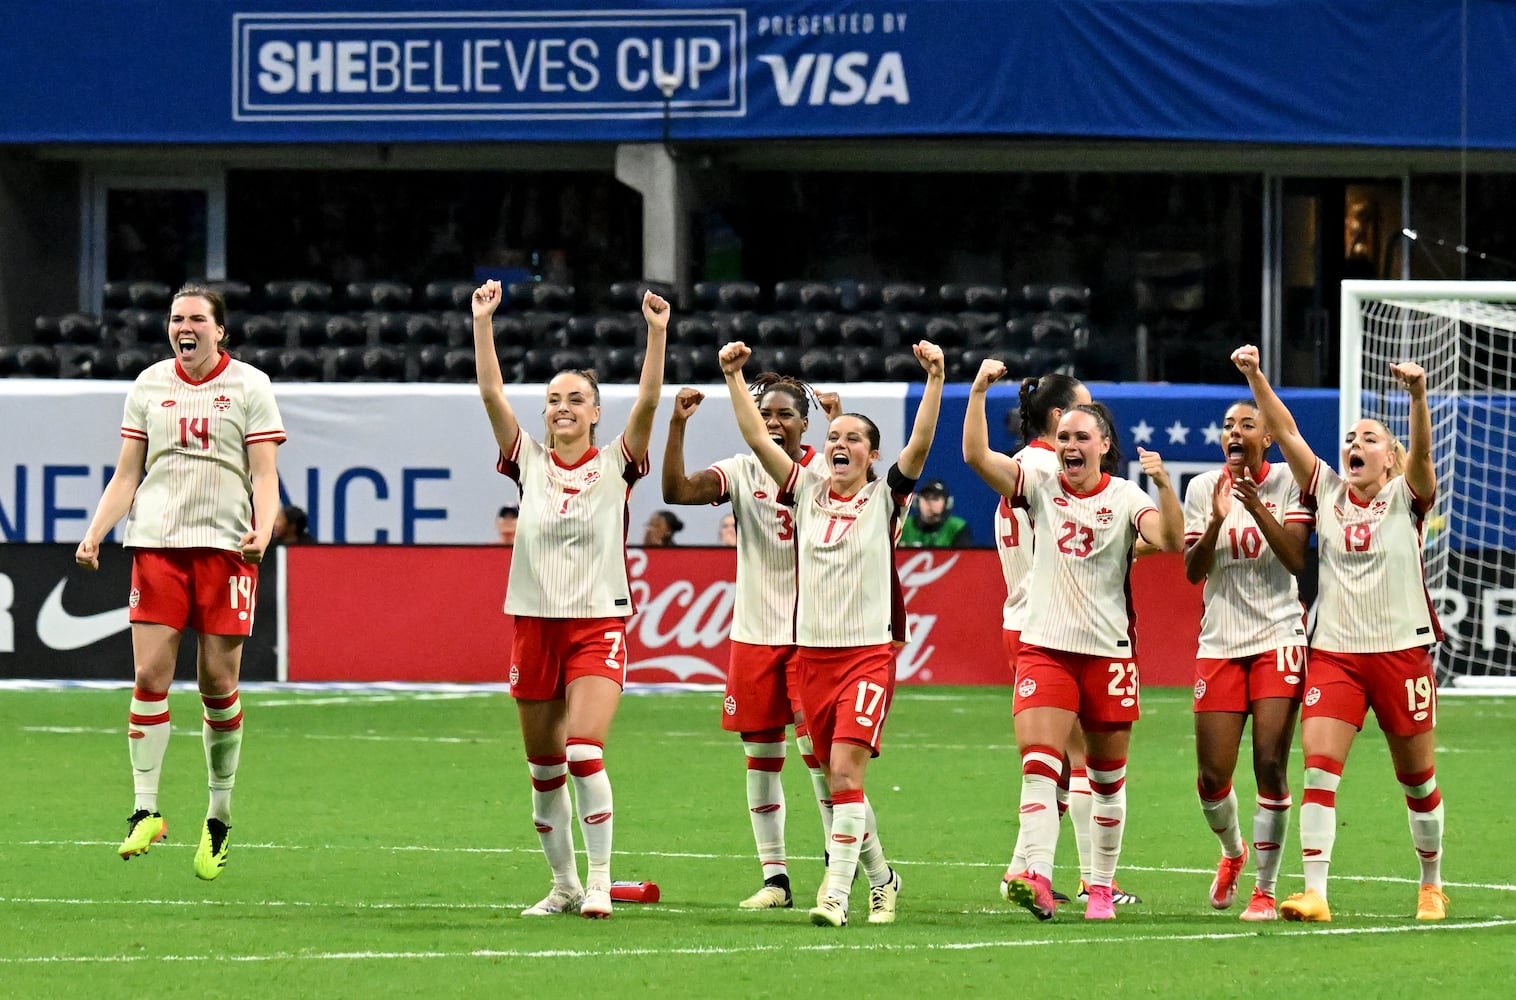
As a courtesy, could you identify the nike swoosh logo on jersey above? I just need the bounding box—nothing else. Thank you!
[36,580,130,651]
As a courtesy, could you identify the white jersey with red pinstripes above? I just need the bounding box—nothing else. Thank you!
[710,446,823,645]
[498,430,648,619]
[120,353,285,551]
[996,440,1058,631]
[1305,459,1442,653]
[1183,462,1313,658]
[783,467,909,648]
[1017,465,1156,658]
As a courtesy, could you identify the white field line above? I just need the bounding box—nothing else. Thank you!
[0,919,1513,965]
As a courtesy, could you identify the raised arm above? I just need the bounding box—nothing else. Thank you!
[74,437,148,570]
[896,340,945,479]
[720,342,794,487]
[620,290,670,461]
[1392,360,1436,500]
[1136,447,1185,552]
[662,387,724,504]
[963,357,1022,497]
[471,280,520,456]
[1231,344,1317,490]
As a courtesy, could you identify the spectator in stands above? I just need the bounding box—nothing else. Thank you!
[718,513,738,546]
[898,479,972,548]
[273,504,314,545]
[642,509,684,547]
[496,505,520,546]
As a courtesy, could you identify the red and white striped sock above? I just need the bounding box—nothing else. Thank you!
[1301,755,1343,896]
[1018,745,1062,881]
[1068,766,1093,883]
[527,754,579,891]
[743,731,788,881]
[1199,779,1245,857]
[1086,756,1128,888]
[1398,766,1444,887]
[127,687,171,813]
[567,738,614,887]
[1252,792,1291,895]
[201,689,243,823]
[796,730,832,842]
[823,790,865,904]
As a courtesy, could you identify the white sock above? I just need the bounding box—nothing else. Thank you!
[1199,780,1245,857]
[859,796,891,886]
[1300,755,1342,897]
[1398,767,1444,887]
[824,793,866,904]
[200,690,243,824]
[1018,745,1062,881]
[1086,757,1127,888]
[527,754,580,891]
[567,739,614,888]
[1252,793,1291,895]
[743,736,787,880]
[1068,767,1093,883]
[797,732,832,843]
[128,687,171,813]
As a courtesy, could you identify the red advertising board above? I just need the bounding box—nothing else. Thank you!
[285,547,1202,687]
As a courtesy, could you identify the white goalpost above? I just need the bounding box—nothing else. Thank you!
[1341,279,1516,693]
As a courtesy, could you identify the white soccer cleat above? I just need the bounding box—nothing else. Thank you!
[581,881,613,919]
[867,868,901,924]
[521,886,584,917]
[809,894,848,928]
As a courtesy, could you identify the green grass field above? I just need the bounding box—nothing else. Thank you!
[3,683,1514,998]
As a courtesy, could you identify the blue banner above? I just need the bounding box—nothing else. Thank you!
[1,1,1511,147]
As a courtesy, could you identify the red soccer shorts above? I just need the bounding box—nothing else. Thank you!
[1013,643,1141,726]
[1003,629,1023,680]
[1302,646,1437,736]
[508,616,628,700]
[1193,646,1307,712]
[129,548,258,636]
[722,640,803,733]
[797,644,896,762]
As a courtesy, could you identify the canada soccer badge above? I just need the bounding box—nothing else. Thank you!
[213,394,231,412]
[1096,506,1114,526]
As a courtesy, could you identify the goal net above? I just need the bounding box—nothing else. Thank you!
[1341,280,1516,693]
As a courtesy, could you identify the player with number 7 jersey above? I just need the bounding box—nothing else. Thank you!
[1232,343,1448,925]
[720,337,946,930]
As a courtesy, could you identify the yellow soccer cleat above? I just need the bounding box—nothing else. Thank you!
[193,818,230,881]
[119,810,167,859]
[1280,888,1332,922]
[1416,884,1449,921]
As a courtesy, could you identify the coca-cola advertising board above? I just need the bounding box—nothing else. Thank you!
[284,546,1202,686]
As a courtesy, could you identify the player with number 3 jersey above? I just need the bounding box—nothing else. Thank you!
[964,358,1184,922]
[472,278,668,921]
[662,375,840,910]
[1183,400,1313,921]
[720,338,945,930]
[76,283,285,883]
[1232,344,1448,924]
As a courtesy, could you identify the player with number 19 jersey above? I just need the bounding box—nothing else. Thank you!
[1017,463,1157,659]
[121,353,285,550]
[712,447,824,644]
[498,429,648,619]
[1184,463,1313,659]
[1305,459,1442,654]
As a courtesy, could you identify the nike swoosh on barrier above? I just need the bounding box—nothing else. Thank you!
[36,580,131,651]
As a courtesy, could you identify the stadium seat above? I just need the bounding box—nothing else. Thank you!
[345,280,412,311]
[53,312,102,345]
[203,279,254,310]
[245,346,284,375]
[858,282,927,312]
[774,280,842,313]
[127,281,173,309]
[440,348,476,382]
[102,280,135,309]
[265,280,333,310]
[114,348,155,379]
[520,347,557,382]
[694,280,761,312]
[363,311,408,346]
[275,348,322,381]
[607,279,677,310]
[751,314,801,347]
[938,283,1008,313]
[324,314,367,347]
[404,313,446,346]
[669,313,716,347]
[335,346,405,381]
[240,314,287,348]
[883,350,924,381]
[508,280,574,312]
[665,344,715,383]
[413,344,448,381]
[423,279,476,311]
[280,310,330,348]
[924,315,966,348]
[798,347,844,382]
[118,307,163,342]
[1047,283,1093,314]
[840,346,887,382]
[550,348,594,374]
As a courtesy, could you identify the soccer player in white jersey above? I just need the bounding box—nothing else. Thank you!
[663,375,843,910]
[1183,400,1313,921]
[971,372,1139,908]
[965,358,1183,921]
[1232,345,1448,923]
[75,283,285,882]
[470,278,668,920]
[719,338,946,929]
